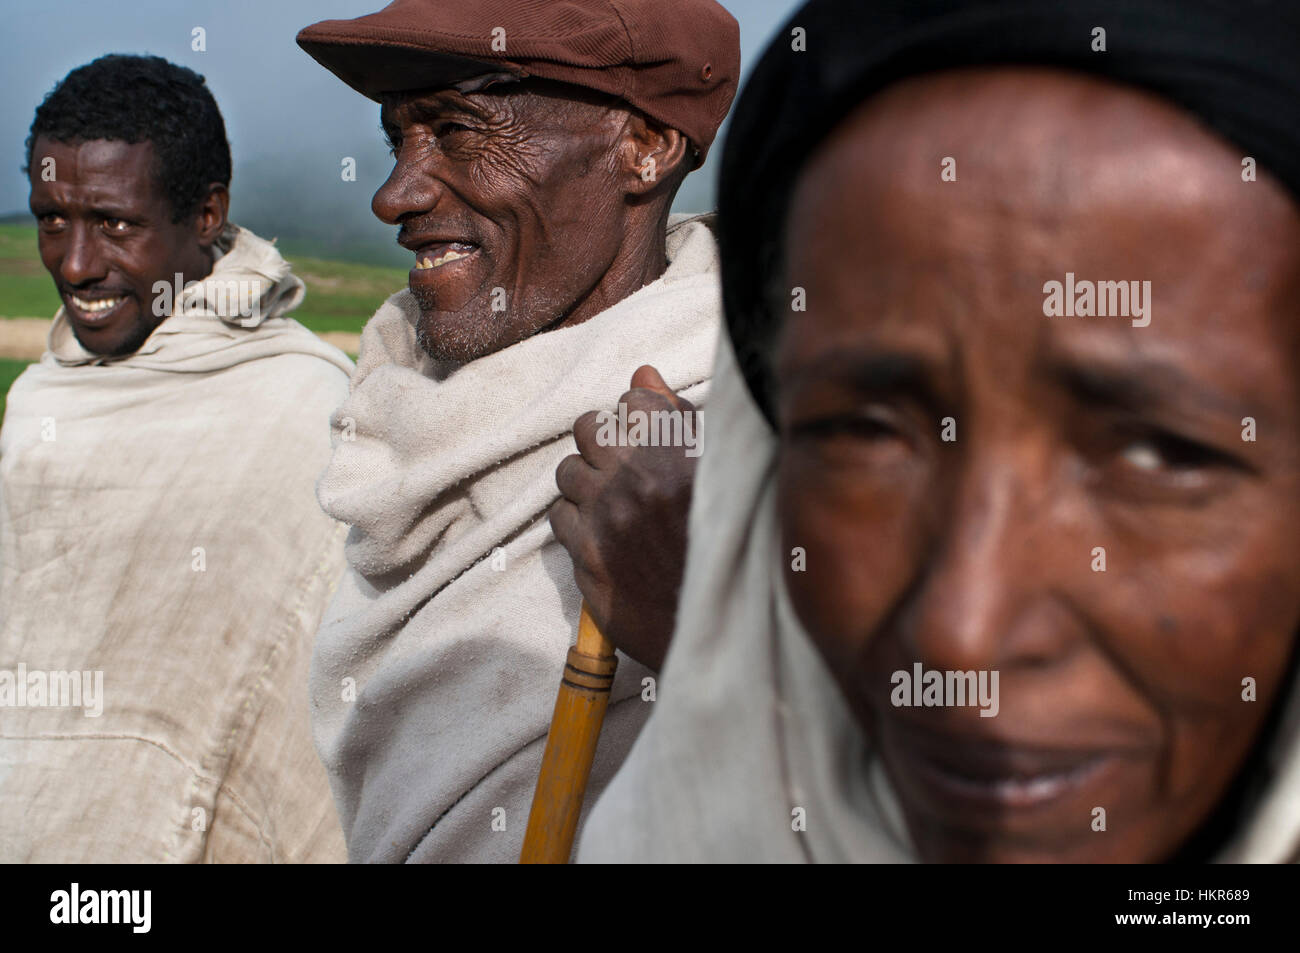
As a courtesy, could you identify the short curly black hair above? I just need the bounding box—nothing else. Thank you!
[24,54,231,223]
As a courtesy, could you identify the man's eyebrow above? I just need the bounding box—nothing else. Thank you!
[29,200,133,219]
[1049,356,1254,422]
[86,203,136,218]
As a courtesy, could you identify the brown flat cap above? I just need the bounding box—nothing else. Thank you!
[297,0,740,166]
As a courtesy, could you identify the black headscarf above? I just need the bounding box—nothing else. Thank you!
[718,0,1300,425]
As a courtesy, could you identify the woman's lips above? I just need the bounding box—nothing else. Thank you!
[907,745,1114,811]
[881,720,1144,816]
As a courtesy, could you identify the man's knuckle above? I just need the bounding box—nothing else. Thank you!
[608,498,639,534]
[556,454,579,486]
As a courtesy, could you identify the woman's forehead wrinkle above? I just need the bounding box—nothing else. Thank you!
[841,69,1260,227]
[840,79,1294,287]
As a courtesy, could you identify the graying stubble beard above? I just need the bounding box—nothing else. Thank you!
[411,294,518,365]
[411,287,579,364]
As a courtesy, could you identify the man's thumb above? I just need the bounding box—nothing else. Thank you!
[630,365,691,410]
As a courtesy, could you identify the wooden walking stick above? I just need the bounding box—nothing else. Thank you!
[520,601,617,863]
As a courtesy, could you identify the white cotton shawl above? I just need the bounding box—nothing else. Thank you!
[0,225,354,862]
[577,331,1300,863]
[311,214,723,863]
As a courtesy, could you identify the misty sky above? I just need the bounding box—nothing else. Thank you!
[2,0,803,263]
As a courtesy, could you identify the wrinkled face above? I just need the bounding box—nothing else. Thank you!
[28,137,216,357]
[775,68,1300,863]
[375,81,634,363]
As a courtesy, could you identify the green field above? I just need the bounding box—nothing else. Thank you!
[0,223,49,420]
[0,357,29,421]
[0,222,407,419]
[0,223,63,318]
[276,240,406,334]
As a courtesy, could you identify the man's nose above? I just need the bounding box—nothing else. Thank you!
[903,454,1073,674]
[372,149,447,226]
[59,225,107,287]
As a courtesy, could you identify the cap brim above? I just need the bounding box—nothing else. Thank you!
[297,32,525,102]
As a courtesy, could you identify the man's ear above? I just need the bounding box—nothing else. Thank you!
[192,183,229,246]
[618,113,690,198]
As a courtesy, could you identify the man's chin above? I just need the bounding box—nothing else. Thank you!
[412,306,527,365]
[69,318,154,359]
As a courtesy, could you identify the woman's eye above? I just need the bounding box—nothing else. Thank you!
[1121,440,1164,472]
[795,410,901,442]
[1108,430,1246,498]
[1119,433,1222,474]
[826,417,894,439]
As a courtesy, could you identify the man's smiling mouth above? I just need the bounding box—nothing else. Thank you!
[402,234,490,317]
[69,293,125,313]
[64,292,130,326]
[412,241,478,270]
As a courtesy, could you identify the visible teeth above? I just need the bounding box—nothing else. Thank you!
[70,295,123,313]
[414,247,474,270]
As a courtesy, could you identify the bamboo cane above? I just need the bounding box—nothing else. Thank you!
[520,601,617,863]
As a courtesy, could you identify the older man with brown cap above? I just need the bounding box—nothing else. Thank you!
[296,0,738,862]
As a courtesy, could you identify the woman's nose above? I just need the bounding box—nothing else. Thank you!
[904,452,1077,676]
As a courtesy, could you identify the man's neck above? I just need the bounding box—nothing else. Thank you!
[557,211,671,331]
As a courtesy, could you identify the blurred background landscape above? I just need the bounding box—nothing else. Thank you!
[0,0,801,416]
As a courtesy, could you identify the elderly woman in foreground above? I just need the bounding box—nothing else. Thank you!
[578,0,1300,863]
